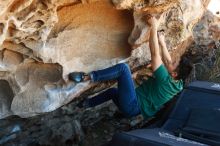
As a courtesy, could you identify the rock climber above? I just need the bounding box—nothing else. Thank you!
[68,15,193,119]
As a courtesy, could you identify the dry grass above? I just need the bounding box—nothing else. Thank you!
[209,42,220,82]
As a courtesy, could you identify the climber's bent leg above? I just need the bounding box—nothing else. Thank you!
[89,63,140,117]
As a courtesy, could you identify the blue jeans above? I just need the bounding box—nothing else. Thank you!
[88,63,141,117]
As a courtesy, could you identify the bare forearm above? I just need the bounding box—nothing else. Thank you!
[149,25,162,71]
[149,26,160,57]
[147,16,163,71]
[160,42,172,64]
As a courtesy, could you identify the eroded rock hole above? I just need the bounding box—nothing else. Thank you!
[33,20,45,28]
[0,23,4,35]
[9,0,27,12]
[8,22,17,37]
[0,80,14,117]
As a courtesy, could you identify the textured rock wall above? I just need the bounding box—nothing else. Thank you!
[187,10,220,82]
[194,10,220,45]
[0,9,219,146]
[0,0,210,118]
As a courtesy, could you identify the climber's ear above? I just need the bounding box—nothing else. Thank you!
[171,72,178,78]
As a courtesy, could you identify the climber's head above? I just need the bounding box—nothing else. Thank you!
[168,56,193,81]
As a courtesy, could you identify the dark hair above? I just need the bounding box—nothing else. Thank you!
[175,56,193,81]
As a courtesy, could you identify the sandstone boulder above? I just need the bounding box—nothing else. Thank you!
[0,0,210,118]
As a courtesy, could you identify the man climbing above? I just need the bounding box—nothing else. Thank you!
[68,15,193,119]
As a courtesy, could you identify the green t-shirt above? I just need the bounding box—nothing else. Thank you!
[135,64,183,119]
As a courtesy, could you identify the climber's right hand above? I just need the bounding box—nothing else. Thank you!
[146,15,158,28]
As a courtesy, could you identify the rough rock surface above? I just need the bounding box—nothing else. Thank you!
[0,0,210,118]
[0,9,219,146]
[193,10,220,45]
[187,10,220,82]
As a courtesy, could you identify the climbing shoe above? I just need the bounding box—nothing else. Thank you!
[68,72,86,83]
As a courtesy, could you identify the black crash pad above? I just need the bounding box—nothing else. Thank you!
[107,81,220,146]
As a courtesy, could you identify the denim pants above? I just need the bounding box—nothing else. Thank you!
[88,63,141,117]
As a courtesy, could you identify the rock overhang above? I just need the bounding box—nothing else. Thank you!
[0,0,211,118]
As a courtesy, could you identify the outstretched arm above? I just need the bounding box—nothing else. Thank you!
[147,16,163,72]
[158,31,173,68]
